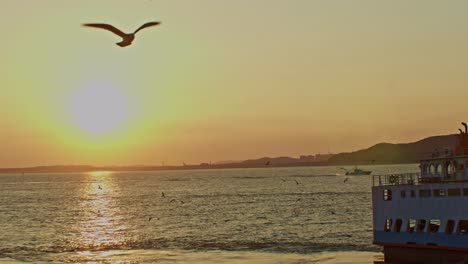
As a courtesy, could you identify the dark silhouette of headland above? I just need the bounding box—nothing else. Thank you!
[0,134,458,174]
[328,134,457,165]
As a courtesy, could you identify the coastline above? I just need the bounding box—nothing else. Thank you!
[0,161,417,174]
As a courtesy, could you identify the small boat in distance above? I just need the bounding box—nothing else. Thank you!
[341,167,372,176]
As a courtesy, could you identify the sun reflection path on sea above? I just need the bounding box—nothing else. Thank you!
[68,171,130,251]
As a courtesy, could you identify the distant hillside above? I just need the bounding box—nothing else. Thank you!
[0,134,460,174]
[328,134,458,164]
[240,154,333,166]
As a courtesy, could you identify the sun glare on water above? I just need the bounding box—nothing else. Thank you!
[89,171,112,177]
[68,81,130,135]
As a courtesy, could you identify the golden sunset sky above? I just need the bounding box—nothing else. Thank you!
[2,1,468,167]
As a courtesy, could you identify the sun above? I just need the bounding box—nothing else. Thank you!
[68,80,130,135]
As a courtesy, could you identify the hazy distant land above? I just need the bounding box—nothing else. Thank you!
[0,134,457,174]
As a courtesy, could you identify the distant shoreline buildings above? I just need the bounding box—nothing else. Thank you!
[299,154,334,163]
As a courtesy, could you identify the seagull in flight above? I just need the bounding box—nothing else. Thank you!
[82,21,161,47]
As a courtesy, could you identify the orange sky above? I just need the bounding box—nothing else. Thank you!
[2,1,468,167]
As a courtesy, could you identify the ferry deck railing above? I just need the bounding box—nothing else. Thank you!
[373,173,421,187]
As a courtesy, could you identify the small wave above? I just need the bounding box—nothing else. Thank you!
[232,176,268,179]
[0,239,381,261]
[164,178,193,182]
[289,174,340,178]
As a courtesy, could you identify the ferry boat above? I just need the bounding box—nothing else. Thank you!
[342,166,372,176]
[372,123,468,264]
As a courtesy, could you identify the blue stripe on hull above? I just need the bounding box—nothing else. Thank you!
[374,231,468,249]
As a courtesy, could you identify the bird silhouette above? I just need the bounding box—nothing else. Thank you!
[265,161,270,166]
[98,185,102,190]
[161,192,165,198]
[343,177,349,183]
[82,21,161,47]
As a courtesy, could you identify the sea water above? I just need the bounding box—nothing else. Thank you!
[0,164,418,263]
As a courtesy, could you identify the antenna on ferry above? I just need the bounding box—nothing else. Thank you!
[459,129,464,134]
[462,122,467,133]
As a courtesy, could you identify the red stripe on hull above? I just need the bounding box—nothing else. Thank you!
[375,243,468,264]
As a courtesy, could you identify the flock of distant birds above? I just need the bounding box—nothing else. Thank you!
[148,193,185,222]
[94,171,350,221]
[95,185,184,222]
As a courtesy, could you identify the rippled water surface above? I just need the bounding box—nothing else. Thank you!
[0,164,418,263]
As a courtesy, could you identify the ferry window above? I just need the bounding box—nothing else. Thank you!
[429,164,436,175]
[410,190,415,198]
[435,164,441,175]
[384,219,393,232]
[419,189,431,198]
[447,161,456,177]
[394,219,402,232]
[433,189,446,197]
[446,161,452,175]
[429,219,440,233]
[400,190,406,198]
[417,219,427,232]
[448,188,461,197]
[446,220,455,234]
[383,189,392,201]
[407,218,416,233]
[422,164,428,175]
[457,220,468,234]
[463,188,468,196]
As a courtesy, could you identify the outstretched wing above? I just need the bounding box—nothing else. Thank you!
[82,23,126,38]
[134,21,161,34]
